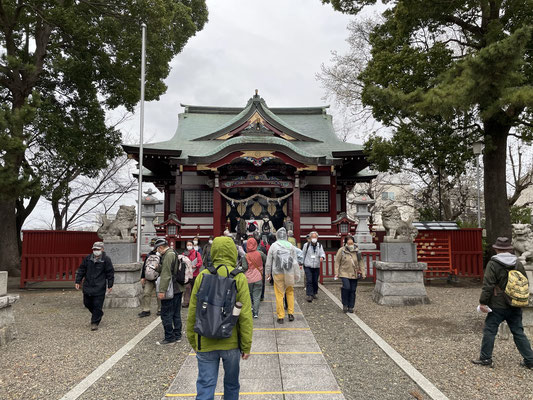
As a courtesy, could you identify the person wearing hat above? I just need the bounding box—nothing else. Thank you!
[75,242,114,331]
[138,237,161,318]
[155,238,185,345]
[473,237,533,369]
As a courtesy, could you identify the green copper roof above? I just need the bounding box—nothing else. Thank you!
[138,95,364,164]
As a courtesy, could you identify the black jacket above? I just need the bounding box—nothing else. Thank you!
[75,253,114,296]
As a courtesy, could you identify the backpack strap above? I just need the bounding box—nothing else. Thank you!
[230,268,243,278]
[207,265,217,274]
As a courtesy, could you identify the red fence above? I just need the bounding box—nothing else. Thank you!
[21,230,99,288]
[320,250,381,283]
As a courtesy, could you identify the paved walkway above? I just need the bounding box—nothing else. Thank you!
[163,286,345,399]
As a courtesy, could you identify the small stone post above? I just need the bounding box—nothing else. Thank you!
[0,272,20,346]
[140,188,161,255]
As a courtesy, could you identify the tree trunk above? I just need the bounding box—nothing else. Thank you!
[0,198,22,276]
[483,120,512,261]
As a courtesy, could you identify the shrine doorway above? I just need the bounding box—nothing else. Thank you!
[224,187,291,232]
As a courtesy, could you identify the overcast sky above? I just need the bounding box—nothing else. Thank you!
[26,0,384,229]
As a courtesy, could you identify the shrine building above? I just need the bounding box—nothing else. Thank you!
[124,92,375,248]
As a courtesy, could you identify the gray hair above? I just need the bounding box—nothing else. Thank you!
[309,231,319,238]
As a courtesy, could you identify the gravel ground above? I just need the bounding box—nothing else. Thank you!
[322,280,533,400]
[0,288,171,400]
[295,288,427,400]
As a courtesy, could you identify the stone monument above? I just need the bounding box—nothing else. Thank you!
[97,205,142,308]
[0,271,19,346]
[499,224,533,340]
[140,188,161,255]
[373,205,429,306]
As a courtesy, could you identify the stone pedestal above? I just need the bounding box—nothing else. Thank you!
[372,243,429,306]
[103,240,142,308]
[0,272,19,346]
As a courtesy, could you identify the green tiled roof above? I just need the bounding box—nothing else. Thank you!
[140,95,364,163]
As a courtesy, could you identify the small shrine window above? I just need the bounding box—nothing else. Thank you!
[301,190,329,213]
[183,190,213,213]
[168,225,177,236]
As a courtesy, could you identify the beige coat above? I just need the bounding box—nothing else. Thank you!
[334,246,366,279]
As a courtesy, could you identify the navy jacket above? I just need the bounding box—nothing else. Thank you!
[75,253,114,296]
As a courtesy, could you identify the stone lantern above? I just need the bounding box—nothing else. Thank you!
[351,194,377,250]
[140,188,161,255]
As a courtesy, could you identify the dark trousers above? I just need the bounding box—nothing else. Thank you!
[261,272,266,300]
[182,276,196,307]
[304,267,320,296]
[480,307,533,366]
[83,293,105,325]
[340,278,358,309]
[161,292,183,341]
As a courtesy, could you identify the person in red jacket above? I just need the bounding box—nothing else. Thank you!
[182,240,203,308]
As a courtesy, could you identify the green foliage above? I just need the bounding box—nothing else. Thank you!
[0,0,208,208]
[510,205,532,224]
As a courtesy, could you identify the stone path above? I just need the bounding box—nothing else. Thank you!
[163,286,345,399]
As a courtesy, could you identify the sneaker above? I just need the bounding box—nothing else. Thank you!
[277,318,284,324]
[288,314,294,322]
[156,310,161,316]
[348,308,354,313]
[175,337,182,343]
[253,313,258,319]
[520,361,533,369]
[472,358,493,367]
[156,339,176,345]
[306,296,313,302]
[260,297,264,302]
[343,306,348,313]
[313,294,318,300]
[138,311,150,318]
[90,323,98,331]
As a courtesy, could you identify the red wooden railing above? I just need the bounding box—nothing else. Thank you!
[20,230,99,288]
[319,250,381,283]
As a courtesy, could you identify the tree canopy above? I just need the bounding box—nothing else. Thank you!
[322,0,533,249]
[0,0,209,274]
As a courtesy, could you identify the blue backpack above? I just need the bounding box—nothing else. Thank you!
[194,264,243,341]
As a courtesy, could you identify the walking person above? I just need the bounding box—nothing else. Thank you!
[334,235,365,313]
[193,236,203,256]
[155,238,185,345]
[202,236,214,270]
[186,236,253,400]
[265,228,301,324]
[242,237,266,318]
[139,239,162,317]
[472,237,533,368]
[75,242,114,331]
[301,231,325,302]
[182,240,203,308]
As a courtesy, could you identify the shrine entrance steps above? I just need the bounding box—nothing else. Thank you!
[162,286,345,399]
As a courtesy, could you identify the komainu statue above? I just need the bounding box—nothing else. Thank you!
[512,223,533,269]
[382,205,418,242]
[97,205,136,241]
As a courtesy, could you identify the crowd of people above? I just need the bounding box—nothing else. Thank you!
[73,229,533,399]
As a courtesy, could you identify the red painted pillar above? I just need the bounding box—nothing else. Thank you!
[213,174,222,237]
[164,184,170,220]
[175,173,182,220]
[330,173,337,223]
[293,173,301,247]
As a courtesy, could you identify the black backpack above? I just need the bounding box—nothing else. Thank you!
[194,264,243,340]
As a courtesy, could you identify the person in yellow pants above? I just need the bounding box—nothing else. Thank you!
[265,228,300,324]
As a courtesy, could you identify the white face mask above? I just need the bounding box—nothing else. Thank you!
[93,250,102,257]
[347,244,355,251]
[187,245,193,251]
[311,238,318,244]
[193,240,198,245]
[208,240,213,244]
[156,251,161,257]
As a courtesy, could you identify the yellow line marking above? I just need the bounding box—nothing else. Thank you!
[166,390,342,397]
[253,327,310,331]
[188,351,322,355]
[273,312,303,314]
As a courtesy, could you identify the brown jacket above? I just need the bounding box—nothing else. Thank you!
[334,246,366,279]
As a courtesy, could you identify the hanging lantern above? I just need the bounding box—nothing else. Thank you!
[267,202,276,216]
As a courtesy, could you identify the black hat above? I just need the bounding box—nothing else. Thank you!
[153,238,168,248]
[492,237,514,250]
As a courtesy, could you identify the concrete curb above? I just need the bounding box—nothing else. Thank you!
[319,283,450,400]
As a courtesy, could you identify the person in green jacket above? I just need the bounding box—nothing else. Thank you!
[186,236,253,400]
[472,237,533,369]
